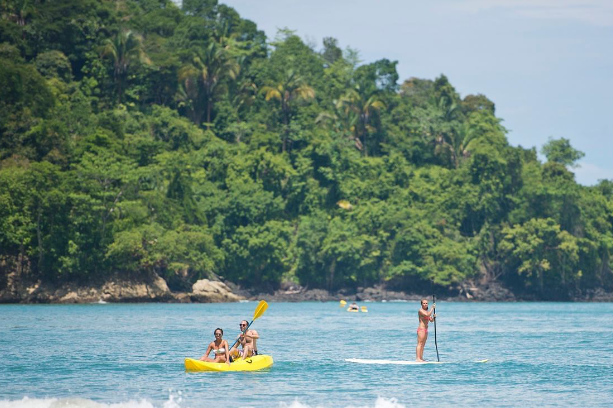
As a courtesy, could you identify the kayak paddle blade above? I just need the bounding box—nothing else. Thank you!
[253,300,268,321]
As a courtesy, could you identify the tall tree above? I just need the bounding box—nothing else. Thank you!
[101,30,151,103]
[177,41,239,126]
[338,85,386,156]
[541,137,585,168]
[260,69,315,153]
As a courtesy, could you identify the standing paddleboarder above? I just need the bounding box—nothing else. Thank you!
[416,298,436,362]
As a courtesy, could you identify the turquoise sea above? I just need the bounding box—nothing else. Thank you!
[1,302,612,408]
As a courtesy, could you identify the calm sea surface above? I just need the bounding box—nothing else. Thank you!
[1,302,612,408]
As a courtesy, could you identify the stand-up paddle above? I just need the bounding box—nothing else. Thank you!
[230,300,268,351]
[433,294,440,362]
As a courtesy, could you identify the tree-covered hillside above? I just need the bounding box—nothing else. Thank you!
[1,0,612,299]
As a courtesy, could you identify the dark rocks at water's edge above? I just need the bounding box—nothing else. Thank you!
[250,281,518,302]
[2,265,613,303]
[0,265,244,304]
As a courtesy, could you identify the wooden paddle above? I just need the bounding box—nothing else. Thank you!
[433,294,440,362]
[230,300,268,352]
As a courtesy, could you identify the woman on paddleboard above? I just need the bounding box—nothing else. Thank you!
[416,299,435,362]
[200,328,231,365]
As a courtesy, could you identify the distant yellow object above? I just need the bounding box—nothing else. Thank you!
[339,300,347,307]
[184,355,274,372]
[347,308,359,312]
[360,306,368,313]
[337,200,353,210]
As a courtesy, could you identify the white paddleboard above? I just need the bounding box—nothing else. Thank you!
[345,358,488,365]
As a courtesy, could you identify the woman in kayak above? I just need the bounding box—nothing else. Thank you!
[199,328,231,365]
[416,298,435,362]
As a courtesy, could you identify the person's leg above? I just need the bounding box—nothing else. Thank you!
[416,330,427,361]
[420,332,428,361]
[243,344,253,358]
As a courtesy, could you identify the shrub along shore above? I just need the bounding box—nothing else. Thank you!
[2,0,613,302]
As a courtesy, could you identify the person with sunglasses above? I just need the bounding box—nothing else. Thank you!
[199,328,231,365]
[229,320,259,361]
[416,299,436,362]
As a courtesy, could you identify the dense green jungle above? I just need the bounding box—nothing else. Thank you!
[1,0,613,300]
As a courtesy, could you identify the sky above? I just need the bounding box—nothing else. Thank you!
[218,0,613,185]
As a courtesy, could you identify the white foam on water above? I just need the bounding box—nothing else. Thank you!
[281,397,406,408]
[0,397,58,408]
[0,397,406,408]
[0,399,155,408]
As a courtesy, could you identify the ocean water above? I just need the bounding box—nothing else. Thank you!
[1,301,612,408]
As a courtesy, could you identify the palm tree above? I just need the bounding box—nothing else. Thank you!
[260,70,315,153]
[315,99,360,149]
[338,85,386,156]
[1,0,37,27]
[101,30,151,103]
[177,41,240,126]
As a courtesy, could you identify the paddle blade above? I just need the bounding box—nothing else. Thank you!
[253,300,268,321]
[339,300,347,308]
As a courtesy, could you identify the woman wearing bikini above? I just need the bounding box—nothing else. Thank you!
[200,328,231,365]
[416,298,435,362]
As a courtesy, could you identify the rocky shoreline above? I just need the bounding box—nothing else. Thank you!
[2,269,613,304]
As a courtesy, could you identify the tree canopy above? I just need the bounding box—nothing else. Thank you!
[1,0,612,299]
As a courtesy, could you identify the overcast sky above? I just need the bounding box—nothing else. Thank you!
[219,0,613,185]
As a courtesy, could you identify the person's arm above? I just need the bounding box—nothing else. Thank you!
[224,340,230,365]
[201,342,213,359]
[247,329,259,339]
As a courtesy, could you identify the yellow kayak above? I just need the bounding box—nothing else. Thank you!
[184,355,274,372]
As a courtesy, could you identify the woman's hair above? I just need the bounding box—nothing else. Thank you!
[214,328,223,335]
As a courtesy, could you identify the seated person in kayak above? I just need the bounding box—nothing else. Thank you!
[199,328,230,365]
[348,302,359,311]
[229,320,259,360]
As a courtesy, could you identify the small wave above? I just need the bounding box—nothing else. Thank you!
[0,397,405,408]
[0,398,154,408]
[281,398,406,408]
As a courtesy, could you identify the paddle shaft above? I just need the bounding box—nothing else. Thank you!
[433,294,440,362]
